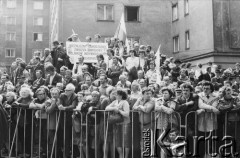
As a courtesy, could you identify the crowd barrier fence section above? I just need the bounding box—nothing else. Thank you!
[2,107,239,158]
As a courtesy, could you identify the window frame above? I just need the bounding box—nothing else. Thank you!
[33,17,43,26]
[184,0,189,16]
[125,6,140,22]
[33,1,44,10]
[5,48,16,58]
[6,32,16,41]
[6,0,16,9]
[185,30,190,50]
[96,4,114,22]
[33,32,43,42]
[172,3,178,22]
[6,16,16,25]
[173,35,180,53]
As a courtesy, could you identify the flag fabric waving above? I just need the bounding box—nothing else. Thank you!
[155,44,162,84]
[114,13,131,52]
[114,13,127,42]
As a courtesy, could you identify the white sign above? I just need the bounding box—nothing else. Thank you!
[66,42,108,63]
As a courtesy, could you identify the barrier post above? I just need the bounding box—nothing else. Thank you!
[8,108,22,158]
[23,109,26,158]
[50,111,61,158]
[31,109,34,158]
[86,113,89,158]
[63,111,66,158]
[95,111,97,158]
[47,114,49,158]
[39,110,42,158]
[71,113,74,158]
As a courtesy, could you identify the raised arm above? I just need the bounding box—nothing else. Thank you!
[139,100,155,113]
[105,101,116,111]
[198,98,213,110]
[132,98,141,110]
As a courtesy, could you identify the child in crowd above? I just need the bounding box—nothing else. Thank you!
[157,128,186,158]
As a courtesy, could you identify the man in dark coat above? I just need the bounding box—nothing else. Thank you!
[44,64,62,89]
[51,41,72,73]
[32,70,45,92]
[58,83,78,158]
[198,66,215,82]
[26,56,45,84]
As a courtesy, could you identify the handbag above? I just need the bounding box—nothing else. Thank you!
[107,100,124,125]
[108,112,124,124]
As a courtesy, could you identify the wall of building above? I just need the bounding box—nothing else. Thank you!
[0,0,23,69]
[213,0,240,52]
[0,0,50,69]
[25,0,50,62]
[171,0,214,63]
[57,0,172,53]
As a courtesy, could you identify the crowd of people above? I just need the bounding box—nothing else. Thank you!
[0,33,240,158]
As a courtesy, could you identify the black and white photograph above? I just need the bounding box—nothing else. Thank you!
[1,0,240,158]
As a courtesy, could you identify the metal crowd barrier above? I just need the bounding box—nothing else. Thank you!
[1,107,240,158]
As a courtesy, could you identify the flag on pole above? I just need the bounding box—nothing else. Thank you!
[69,29,80,42]
[72,29,76,35]
[155,44,162,84]
[125,38,130,52]
[114,13,130,52]
[114,13,127,42]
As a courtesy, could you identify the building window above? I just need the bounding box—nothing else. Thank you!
[172,3,178,22]
[33,1,43,10]
[5,48,15,57]
[6,32,16,41]
[125,6,140,22]
[7,0,16,8]
[97,4,113,21]
[6,16,16,25]
[33,33,43,41]
[173,36,179,53]
[34,17,43,26]
[185,31,190,49]
[184,0,189,15]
